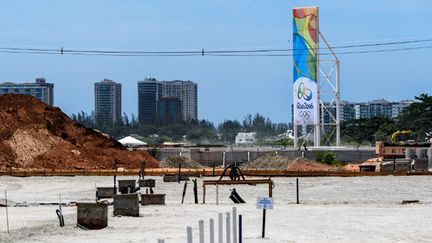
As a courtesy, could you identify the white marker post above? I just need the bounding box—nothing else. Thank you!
[209,218,215,243]
[187,226,193,243]
[199,220,204,243]
[218,213,223,243]
[226,212,231,243]
[256,197,273,238]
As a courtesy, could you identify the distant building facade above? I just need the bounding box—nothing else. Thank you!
[292,99,415,125]
[349,99,414,120]
[0,78,54,105]
[162,80,198,121]
[324,99,415,123]
[138,78,162,125]
[157,97,182,125]
[235,132,257,146]
[138,78,197,125]
[94,79,122,125]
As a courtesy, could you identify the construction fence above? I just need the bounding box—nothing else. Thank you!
[154,149,376,166]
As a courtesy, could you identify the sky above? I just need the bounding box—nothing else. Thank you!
[0,0,431,124]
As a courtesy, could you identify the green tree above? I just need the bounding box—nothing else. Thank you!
[341,117,395,145]
[218,120,242,144]
[396,93,432,141]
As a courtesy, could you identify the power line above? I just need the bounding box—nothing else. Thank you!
[0,38,431,57]
[205,45,432,57]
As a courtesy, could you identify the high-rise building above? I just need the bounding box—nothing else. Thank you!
[138,78,162,125]
[137,78,198,125]
[162,80,198,121]
[94,79,122,125]
[157,97,182,125]
[0,78,54,105]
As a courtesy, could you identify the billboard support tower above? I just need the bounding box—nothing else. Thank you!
[318,31,340,146]
[293,6,340,147]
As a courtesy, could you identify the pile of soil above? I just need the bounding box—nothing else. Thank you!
[159,156,202,168]
[241,154,339,171]
[0,94,159,170]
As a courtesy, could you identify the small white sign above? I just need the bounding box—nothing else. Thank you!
[256,197,273,210]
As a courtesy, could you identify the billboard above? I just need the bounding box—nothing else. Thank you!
[293,7,318,125]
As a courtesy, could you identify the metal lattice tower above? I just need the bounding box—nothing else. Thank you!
[317,31,340,146]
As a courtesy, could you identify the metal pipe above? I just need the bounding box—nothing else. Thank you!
[238,215,242,243]
[261,209,266,238]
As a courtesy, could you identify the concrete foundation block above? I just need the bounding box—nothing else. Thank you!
[97,187,115,199]
[118,179,136,194]
[77,203,108,229]
[140,194,166,205]
[139,179,156,188]
[163,174,189,182]
[113,193,139,216]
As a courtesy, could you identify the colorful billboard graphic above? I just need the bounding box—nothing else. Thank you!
[293,7,318,125]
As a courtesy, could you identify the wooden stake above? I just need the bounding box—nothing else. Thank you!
[181,181,187,204]
[5,190,10,233]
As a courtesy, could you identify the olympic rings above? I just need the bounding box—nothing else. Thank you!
[299,111,311,119]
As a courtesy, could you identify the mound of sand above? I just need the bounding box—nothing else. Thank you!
[159,156,202,168]
[241,154,338,171]
[0,94,158,170]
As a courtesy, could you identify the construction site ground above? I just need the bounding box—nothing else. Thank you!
[1,175,431,242]
[1,168,431,177]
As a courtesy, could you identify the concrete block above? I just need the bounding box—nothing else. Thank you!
[118,179,136,194]
[414,158,429,171]
[359,165,376,172]
[77,203,108,229]
[163,174,189,182]
[97,187,115,199]
[113,194,139,216]
[140,194,166,205]
[139,179,155,188]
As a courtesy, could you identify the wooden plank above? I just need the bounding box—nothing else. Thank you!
[203,179,272,186]
[1,168,432,177]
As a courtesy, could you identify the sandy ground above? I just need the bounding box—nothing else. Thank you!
[0,175,432,243]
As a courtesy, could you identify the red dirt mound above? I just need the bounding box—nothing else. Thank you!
[0,94,158,170]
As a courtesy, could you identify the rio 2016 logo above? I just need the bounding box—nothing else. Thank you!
[297,82,312,101]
